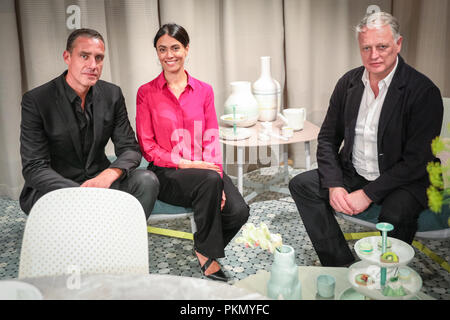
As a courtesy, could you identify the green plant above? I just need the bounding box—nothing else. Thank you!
[427,126,450,215]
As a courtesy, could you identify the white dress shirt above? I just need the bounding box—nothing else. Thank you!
[352,57,398,181]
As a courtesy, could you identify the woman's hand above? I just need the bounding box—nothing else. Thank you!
[178,159,221,174]
[221,191,226,211]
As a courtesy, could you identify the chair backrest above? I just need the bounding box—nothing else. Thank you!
[18,187,149,279]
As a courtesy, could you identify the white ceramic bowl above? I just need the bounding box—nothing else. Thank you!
[220,113,248,127]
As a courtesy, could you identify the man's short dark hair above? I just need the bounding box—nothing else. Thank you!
[66,28,105,53]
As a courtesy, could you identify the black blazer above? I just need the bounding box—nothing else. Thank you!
[19,72,142,214]
[317,55,443,207]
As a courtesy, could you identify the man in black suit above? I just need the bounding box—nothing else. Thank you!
[289,12,443,266]
[20,28,159,219]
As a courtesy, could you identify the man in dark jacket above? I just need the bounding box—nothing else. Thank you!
[289,12,443,266]
[20,28,159,219]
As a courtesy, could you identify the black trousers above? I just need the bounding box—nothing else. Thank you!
[151,166,250,259]
[110,168,159,220]
[288,169,424,267]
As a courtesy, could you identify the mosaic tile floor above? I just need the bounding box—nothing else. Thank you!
[0,166,449,299]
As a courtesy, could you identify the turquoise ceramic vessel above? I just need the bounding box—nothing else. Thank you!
[267,245,302,300]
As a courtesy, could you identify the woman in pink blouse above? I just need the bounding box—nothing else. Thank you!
[136,23,249,282]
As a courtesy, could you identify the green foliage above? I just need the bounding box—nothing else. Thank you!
[427,135,450,214]
[427,185,443,213]
[427,161,444,189]
[431,136,445,155]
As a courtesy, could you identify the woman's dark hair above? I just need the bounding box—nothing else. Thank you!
[66,28,104,53]
[153,23,190,48]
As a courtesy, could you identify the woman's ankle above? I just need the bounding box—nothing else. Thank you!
[195,250,220,275]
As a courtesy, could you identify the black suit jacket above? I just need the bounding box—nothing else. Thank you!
[19,71,142,214]
[317,55,443,207]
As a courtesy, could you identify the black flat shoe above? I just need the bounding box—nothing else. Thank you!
[199,257,228,282]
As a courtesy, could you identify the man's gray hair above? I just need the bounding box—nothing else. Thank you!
[355,12,401,41]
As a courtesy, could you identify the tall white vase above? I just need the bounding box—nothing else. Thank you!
[224,81,259,127]
[252,56,281,122]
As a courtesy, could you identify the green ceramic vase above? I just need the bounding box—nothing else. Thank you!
[267,244,302,300]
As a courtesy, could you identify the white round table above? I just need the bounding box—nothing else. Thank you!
[221,119,320,201]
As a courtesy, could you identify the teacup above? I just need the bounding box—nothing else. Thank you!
[282,126,294,138]
[317,274,335,299]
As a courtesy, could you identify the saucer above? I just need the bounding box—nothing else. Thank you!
[219,127,252,140]
[339,287,366,300]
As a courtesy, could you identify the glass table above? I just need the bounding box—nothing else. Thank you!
[233,266,435,300]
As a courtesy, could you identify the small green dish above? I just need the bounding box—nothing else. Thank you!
[339,287,367,300]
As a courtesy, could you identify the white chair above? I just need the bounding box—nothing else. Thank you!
[18,187,150,279]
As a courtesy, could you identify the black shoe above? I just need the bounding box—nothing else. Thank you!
[199,257,228,282]
[193,248,228,282]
